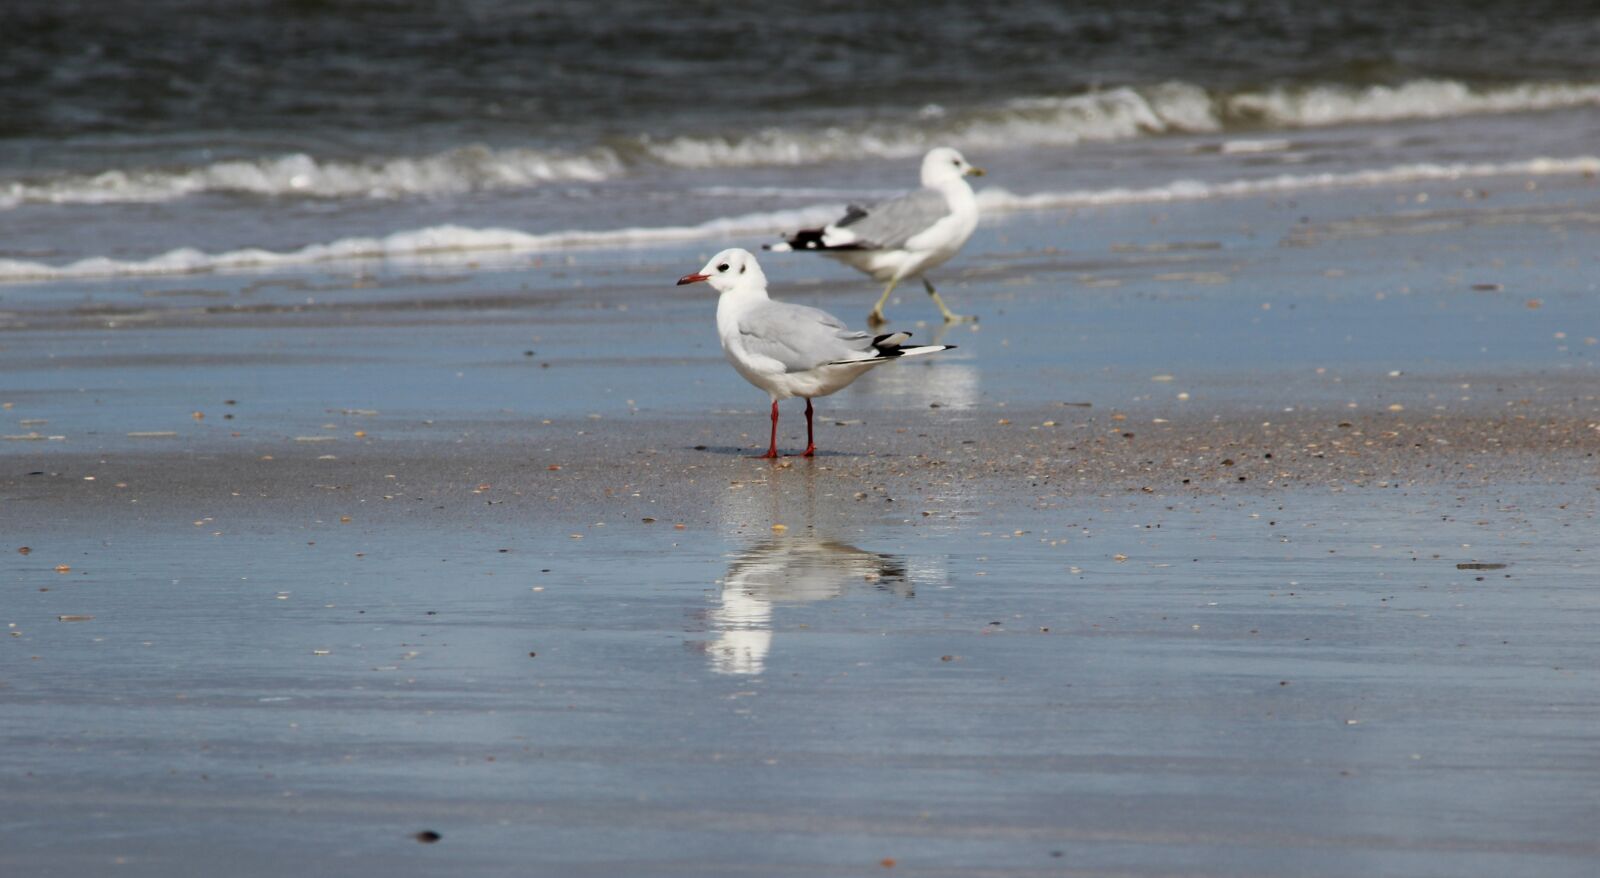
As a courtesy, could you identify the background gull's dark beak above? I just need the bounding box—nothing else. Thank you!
[676,272,711,285]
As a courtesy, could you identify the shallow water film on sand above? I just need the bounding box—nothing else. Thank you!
[3,3,1599,876]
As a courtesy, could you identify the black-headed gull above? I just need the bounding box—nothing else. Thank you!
[767,146,984,327]
[676,248,954,459]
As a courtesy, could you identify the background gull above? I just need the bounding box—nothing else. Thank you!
[677,248,953,458]
[767,146,984,326]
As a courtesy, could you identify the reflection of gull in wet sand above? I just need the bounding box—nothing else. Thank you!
[707,538,910,676]
[851,355,980,410]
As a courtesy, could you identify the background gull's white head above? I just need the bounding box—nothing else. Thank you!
[921,146,985,187]
[677,247,768,294]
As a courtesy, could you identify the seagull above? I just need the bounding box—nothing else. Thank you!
[766,146,984,327]
[677,248,954,459]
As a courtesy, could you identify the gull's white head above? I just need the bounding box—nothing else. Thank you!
[921,147,985,187]
[677,247,768,295]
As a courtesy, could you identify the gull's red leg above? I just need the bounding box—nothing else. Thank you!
[759,399,780,459]
[801,398,816,457]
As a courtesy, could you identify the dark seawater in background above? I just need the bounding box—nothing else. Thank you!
[1,0,1598,278]
[6,0,1600,162]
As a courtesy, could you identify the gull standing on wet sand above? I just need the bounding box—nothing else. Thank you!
[677,248,954,459]
[766,146,984,326]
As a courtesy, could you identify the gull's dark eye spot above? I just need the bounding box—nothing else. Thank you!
[952,159,961,166]
[717,263,729,272]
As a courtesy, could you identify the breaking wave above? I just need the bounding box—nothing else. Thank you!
[0,206,841,282]
[0,145,625,208]
[4,78,1599,209]
[650,79,1600,168]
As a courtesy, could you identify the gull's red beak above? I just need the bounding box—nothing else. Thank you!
[676,272,710,286]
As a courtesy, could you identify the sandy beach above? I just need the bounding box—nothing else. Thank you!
[7,404,1598,877]
[4,145,1599,875]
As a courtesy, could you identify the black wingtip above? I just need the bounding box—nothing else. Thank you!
[782,228,830,251]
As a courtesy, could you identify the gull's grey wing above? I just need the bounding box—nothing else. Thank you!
[725,539,909,602]
[833,188,950,250]
[736,301,873,372]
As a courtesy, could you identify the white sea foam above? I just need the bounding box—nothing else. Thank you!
[4,78,1598,210]
[0,145,624,208]
[640,83,1220,168]
[0,206,841,282]
[642,79,1600,168]
[2,155,1595,283]
[974,156,1600,213]
[1224,79,1600,127]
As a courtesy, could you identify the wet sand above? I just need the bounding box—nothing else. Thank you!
[4,172,1599,876]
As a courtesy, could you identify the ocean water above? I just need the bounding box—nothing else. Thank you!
[2,0,1599,282]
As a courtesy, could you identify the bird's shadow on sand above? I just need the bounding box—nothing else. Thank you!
[687,445,858,459]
